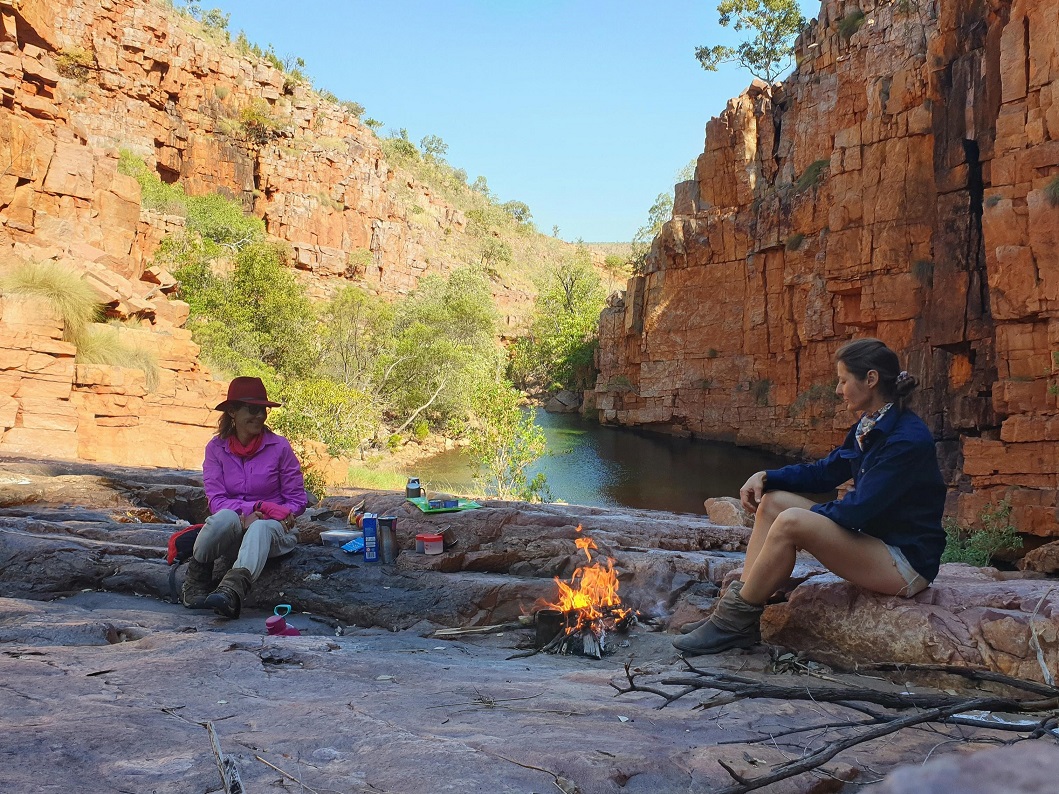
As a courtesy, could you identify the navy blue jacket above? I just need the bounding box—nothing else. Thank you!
[764,407,946,582]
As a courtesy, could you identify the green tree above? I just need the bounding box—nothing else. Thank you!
[420,134,448,160]
[501,200,532,225]
[382,266,500,432]
[511,248,606,392]
[695,0,806,82]
[317,285,394,390]
[630,192,673,274]
[270,378,380,458]
[176,241,316,378]
[467,379,550,502]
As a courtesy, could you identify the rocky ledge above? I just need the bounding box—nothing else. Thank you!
[3,455,1059,792]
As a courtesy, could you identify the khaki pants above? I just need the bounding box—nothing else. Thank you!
[192,509,298,581]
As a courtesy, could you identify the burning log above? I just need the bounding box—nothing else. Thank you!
[532,526,636,658]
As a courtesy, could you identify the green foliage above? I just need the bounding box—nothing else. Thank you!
[339,100,365,119]
[346,465,407,490]
[75,325,160,391]
[838,9,867,39]
[316,285,394,390]
[785,233,805,251]
[794,159,830,192]
[509,248,607,392]
[1045,176,1059,208]
[270,378,380,457]
[467,379,550,502]
[301,466,328,500]
[750,378,772,405]
[176,241,316,378]
[380,134,420,164]
[412,419,430,442]
[55,47,94,81]
[696,0,806,82]
[706,348,719,358]
[118,150,186,214]
[237,100,287,146]
[363,118,383,131]
[185,192,264,246]
[121,149,264,248]
[346,247,373,276]
[419,134,448,160]
[501,201,532,225]
[382,266,500,430]
[630,192,673,274]
[941,499,1023,567]
[479,238,512,270]
[0,260,100,343]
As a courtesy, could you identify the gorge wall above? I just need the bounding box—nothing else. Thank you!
[0,0,551,468]
[594,0,1059,536]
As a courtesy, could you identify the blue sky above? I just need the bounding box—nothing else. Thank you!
[212,1,820,242]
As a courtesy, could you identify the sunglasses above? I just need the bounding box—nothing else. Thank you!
[235,403,268,416]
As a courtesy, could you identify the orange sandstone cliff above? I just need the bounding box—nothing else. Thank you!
[0,0,540,468]
[594,0,1059,536]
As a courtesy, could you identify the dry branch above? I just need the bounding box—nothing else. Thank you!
[614,659,1059,794]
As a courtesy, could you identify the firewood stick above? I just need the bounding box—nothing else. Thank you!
[204,721,245,794]
[433,622,522,637]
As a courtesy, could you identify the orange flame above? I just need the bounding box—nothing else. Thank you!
[544,525,629,627]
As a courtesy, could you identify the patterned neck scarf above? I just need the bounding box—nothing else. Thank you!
[855,402,894,450]
[228,432,264,458]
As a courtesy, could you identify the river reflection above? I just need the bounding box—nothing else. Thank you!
[413,409,796,515]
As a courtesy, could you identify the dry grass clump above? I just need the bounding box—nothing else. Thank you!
[0,261,100,342]
[76,324,161,391]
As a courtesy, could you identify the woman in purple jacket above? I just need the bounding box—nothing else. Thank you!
[674,338,946,655]
[182,377,307,618]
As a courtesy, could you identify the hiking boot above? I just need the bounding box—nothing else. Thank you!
[181,558,214,609]
[204,567,253,619]
[679,581,744,633]
[673,586,763,656]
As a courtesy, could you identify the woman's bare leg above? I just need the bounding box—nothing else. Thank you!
[740,506,911,605]
[741,491,816,581]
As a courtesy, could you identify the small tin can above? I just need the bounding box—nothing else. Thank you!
[406,477,422,498]
[362,514,379,562]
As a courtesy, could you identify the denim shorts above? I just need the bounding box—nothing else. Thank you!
[887,544,929,597]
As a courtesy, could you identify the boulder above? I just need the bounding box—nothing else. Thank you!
[863,742,1059,794]
[544,389,581,413]
[762,565,1059,684]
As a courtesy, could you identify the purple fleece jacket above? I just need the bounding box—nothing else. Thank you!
[202,428,307,517]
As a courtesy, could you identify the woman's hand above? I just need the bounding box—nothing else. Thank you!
[740,471,768,513]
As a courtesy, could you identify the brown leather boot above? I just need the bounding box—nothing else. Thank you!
[679,580,743,633]
[181,558,214,609]
[204,567,253,619]
[672,585,763,655]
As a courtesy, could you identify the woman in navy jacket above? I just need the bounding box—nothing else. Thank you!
[675,338,947,656]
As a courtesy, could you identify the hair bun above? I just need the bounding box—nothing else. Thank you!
[894,370,918,398]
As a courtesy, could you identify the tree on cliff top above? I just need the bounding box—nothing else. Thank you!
[696,0,806,83]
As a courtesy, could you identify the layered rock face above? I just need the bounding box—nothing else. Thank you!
[595,0,1059,536]
[0,0,535,467]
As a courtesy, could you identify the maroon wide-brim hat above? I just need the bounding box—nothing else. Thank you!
[214,376,282,411]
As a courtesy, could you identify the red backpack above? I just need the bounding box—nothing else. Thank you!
[165,524,204,602]
[166,524,204,565]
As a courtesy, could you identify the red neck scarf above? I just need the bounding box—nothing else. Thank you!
[228,432,265,458]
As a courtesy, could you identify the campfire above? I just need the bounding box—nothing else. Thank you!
[535,526,635,658]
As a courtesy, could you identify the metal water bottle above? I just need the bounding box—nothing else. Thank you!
[406,477,422,498]
[378,516,398,563]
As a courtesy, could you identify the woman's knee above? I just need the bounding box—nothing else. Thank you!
[769,507,818,546]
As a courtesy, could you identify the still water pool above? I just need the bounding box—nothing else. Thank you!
[413,409,794,515]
